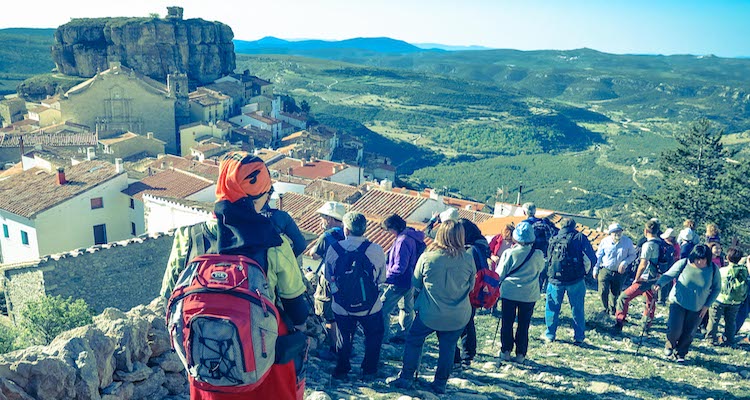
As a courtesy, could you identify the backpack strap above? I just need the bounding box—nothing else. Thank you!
[184,222,209,269]
[505,248,535,279]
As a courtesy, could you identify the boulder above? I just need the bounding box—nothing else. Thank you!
[0,378,34,400]
[148,352,183,373]
[163,372,188,395]
[94,308,152,372]
[113,361,151,382]
[131,367,165,399]
[51,16,236,85]
[0,348,77,400]
[47,325,117,390]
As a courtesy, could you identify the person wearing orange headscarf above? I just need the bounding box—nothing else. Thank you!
[162,152,309,400]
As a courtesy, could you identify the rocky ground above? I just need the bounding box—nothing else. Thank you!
[303,289,750,400]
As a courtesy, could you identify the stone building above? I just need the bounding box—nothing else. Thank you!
[59,63,186,154]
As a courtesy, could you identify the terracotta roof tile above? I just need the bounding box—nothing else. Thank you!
[147,155,220,181]
[269,157,350,180]
[477,216,529,237]
[457,208,494,225]
[350,189,426,220]
[0,161,121,218]
[304,179,362,204]
[0,132,98,148]
[277,192,327,235]
[123,169,213,201]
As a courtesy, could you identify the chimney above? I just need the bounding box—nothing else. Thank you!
[299,159,305,166]
[332,166,337,175]
[86,147,95,161]
[287,167,293,176]
[277,192,284,211]
[147,132,154,140]
[56,167,66,185]
[115,158,123,173]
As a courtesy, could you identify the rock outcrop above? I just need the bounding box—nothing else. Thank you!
[51,8,235,85]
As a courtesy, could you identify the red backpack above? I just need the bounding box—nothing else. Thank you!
[469,268,501,309]
[167,237,281,393]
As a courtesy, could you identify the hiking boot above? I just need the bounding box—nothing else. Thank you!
[317,348,338,361]
[513,354,526,364]
[389,376,414,390]
[540,334,554,343]
[663,347,674,358]
[452,362,464,372]
[611,322,623,334]
[430,382,447,394]
[500,351,511,361]
[676,355,686,363]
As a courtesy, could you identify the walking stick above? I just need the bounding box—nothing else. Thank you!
[491,314,502,351]
[635,289,658,355]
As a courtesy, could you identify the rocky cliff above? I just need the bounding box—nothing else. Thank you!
[51,16,235,85]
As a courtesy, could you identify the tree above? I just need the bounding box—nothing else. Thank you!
[300,100,311,114]
[19,295,93,345]
[0,323,18,354]
[638,118,750,242]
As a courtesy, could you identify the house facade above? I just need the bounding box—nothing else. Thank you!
[0,161,130,264]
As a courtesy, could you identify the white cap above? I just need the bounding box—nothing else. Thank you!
[316,201,346,221]
[660,228,676,239]
[607,223,623,234]
[439,207,459,222]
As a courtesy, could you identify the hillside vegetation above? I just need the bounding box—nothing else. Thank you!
[0,28,55,95]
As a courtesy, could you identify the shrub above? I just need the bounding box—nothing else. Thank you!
[0,322,18,354]
[18,295,94,346]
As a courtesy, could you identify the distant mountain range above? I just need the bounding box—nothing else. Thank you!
[233,36,426,55]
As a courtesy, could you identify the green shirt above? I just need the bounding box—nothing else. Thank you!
[412,248,476,331]
[160,219,306,302]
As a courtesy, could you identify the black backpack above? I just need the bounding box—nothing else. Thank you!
[531,219,556,257]
[547,232,581,282]
[648,238,674,273]
[331,240,379,314]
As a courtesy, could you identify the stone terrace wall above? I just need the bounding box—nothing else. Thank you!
[2,233,174,321]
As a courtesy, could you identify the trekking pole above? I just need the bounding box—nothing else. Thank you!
[490,313,502,351]
[635,291,658,355]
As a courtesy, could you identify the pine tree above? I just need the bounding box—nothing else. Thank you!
[639,118,750,242]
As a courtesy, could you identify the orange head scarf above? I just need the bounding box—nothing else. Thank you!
[215,152,272,203]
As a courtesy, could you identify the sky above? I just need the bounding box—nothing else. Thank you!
[1,0,749,57]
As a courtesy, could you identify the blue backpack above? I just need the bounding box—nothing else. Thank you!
[330,241,379,314]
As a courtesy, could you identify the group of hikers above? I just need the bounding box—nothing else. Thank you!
[158,151,749,399]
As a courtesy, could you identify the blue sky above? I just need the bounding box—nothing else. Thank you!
[1,0,749,57]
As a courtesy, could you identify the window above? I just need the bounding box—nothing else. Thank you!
[2,224,8,238]
[91,197,104,209]
[21,230,29,245]
[129,198,135,209]
[131,222,137,236]
[93,224,107,245]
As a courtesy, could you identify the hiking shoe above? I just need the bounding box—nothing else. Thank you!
[452,362,464,372]
[317,348,338,361]
[389,376,414,390]
[513,354,526,364]
[663,347,674,358]
[430,382,447,394]
[389,335,406,344]
[611,322,623,334]
[540,334,555,343]
[676,356,686,363]
[500,351,511,361]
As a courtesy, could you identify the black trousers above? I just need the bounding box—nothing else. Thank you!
[501,298,536,357]
[454,307,477,363]
[666,303,702,357]
[334,311,384,375]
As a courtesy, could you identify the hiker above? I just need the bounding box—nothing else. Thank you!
[489,222,515,268]
[543,217,596,344]
[653,244,721,362]
[324,212,386,381]
[734,256,750,341]
[380,213,425,344]
[678,219,699,259]
[706,247,749,345]
[261,188,307,257]
[656,228,681,305]
[162,152,309,400]
[705,223,721,244]
[424,207,459,239]
[699,242,726,334]
[613,220,661,334]
[521,202,559,291]
[593,223,637,316]
[390,220,476,394]
[495,221,545,364]
[307,201,348,361]
[454,218,491,369]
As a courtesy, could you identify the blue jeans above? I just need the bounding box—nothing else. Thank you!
[398,315,463,387]
[545,280,586,342]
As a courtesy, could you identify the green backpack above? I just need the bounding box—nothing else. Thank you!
[722,265,749,304]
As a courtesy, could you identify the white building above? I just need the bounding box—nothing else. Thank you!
[142,194,213,234]
[122,168,216,235]
[0,160,131,264]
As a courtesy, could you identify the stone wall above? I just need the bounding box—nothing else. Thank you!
[2,233,174,322]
